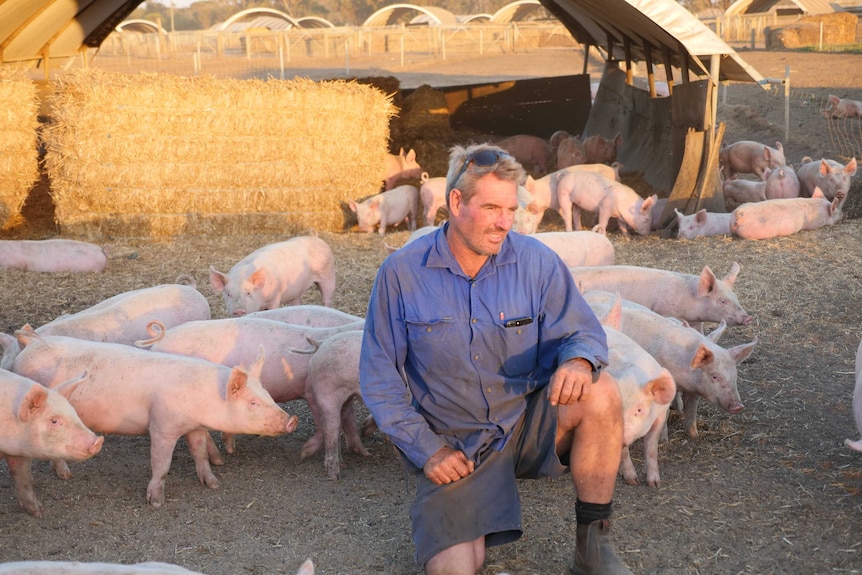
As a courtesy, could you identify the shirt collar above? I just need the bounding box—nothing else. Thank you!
[426,222,517,277]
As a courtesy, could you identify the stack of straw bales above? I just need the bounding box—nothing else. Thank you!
[0,68,40,230]
[43,70,395,238]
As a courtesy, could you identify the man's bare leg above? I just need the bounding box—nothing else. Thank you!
[425,536,485,575]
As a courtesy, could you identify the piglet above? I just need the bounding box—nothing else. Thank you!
[531,231,615,267]
[556,170,656,235]
[584,133,622,165]
[496,134,553,175]
[210,235,336,316]
[797,157,857,209]
[824,95,862,119]
[348,184,419,236]
[0,239,107,273]
[595,297,676,487]
[844,337,862,452]
[419,172,447,226]
[571,262,753,327]
[0,280,211,371]
[12,332,298,508]
[675,208,732,240]
[246,304,364,328]
[0,370,104,517]
[555,136,587,169]
[383,147,422,190]
[0,558,316,575]
[721,178,766,208]
[729,188,843,240]
[719,140,785,180]
[764,166,800,200]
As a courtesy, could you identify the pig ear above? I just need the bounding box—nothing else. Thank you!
[14,327,38,349]
[249,269,267,291]
[696,265,717,296]
[18,384,49,423]
[614,133,622,145]
[723,262,741,286]
[227,366,250,398]
[845,157,857,175]
[295,559,315,575]
[819,159,831,175]
[694,209,707,224]
[674,208,684,221]
[398,147,405,156]
[812,186,824,199]
[55,370,89,400]
[641,195,656,211]
[248,344,266,380]
[705,320,727,343]
[729,336,758,365]
[647,372,676,405]
[690,343,715,369]
[209,267,227,294]
[406,149,416,162]
[347,200,358,213]
[600,296,623,330]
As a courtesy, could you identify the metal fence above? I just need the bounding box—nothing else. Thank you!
[80,23,577,79]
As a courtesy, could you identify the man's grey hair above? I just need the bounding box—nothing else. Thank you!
[445,143,526,208]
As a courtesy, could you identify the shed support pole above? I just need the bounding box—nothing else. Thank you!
[623,36,633,85]
[678,41,690,83]
[583,43,590,75]
[644,41,655,98]
[662,45,674,95]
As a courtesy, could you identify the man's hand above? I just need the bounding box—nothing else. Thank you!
[423,446,475,485]
[548,358,595,406]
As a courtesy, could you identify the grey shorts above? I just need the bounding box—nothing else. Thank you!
[408,390,569,566]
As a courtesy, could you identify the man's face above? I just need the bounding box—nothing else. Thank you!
[449,173,518,258]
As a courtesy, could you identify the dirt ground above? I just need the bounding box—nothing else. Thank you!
[1,48,862,575]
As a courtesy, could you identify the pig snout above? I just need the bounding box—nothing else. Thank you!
[727,401,745,414]
[232,309,247,317]
[734,314,754,326]
[88,435,105,456]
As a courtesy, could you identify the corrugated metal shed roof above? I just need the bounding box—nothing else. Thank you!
[1,0,762,84]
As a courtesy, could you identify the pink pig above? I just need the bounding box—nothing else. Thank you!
[0,281,211,371]
[383,147,422,190]
[729,188,843,240]
[139,317,368,478]
[0,370,104,517]
[674,208,732,240]
[571,262,753,327]
[348,184,420,236]
[210,235,336,316]
[419,172,447,226]
[12,332,298,508]
[719,140,786,180]
[496,134,553,175]
[797,157,857,209]
[246,304,363,328]
[585,291,757,439]
[0,239,107,273]
[531,231,615,267]
[824,95,862,119]
[763,166,800,200]
[584,133,622,165]
[722,178,766,207]
[556,170,656,235]
[844,337,862,452]
[595,296,676,487]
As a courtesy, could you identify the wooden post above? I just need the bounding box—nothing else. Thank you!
[583,43,590,75]
[644,41,656,98]
[662,45,674,95]
[624,36,633,85]
[678,41,689,83]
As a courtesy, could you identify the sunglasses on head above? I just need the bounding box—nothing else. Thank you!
[448,149,514,191]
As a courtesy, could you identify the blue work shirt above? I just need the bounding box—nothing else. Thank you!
[359,224,608,470]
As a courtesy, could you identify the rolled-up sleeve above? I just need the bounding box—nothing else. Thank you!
[359,262,447,469]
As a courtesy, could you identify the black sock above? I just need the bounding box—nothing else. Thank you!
[575,499,613,525]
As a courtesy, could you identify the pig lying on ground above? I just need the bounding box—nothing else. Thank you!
[722,178,767,207]
[0,370,104,517]
[823,95,862,119]
[246,304,364,328]
[348,184,420,236]
[719,140,786,180]
[844,338,862,452]
[584,133,623,165]
[383,147,422,190]
[384,225,440,254]
[797,157,857,210]
[730,188,843,240]
[12,332,298,508]
[675,208,732,240]
[764,166,800,200]
[138,318,368,477]
[0,559,316,575]
[210,235,336,316]
[595,297,676,487]
[301,329,366,479]
[570,262,753,328]
[419,172,447,226]
[530,231,615,267]
[584,290,757,438]
[556,170,656,235]
[496,134,553,175]
[0,239,107,273]
[0,279,211,371]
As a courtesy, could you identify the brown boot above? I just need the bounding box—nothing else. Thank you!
[570,519,635,575]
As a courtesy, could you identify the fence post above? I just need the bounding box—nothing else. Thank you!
[784,65,790,144]
[345,39,350,75]
[279,41,285,80]
[750,28,755,50]
[480,28,484,56]
[400,35,405,66]
[442,29,446,61]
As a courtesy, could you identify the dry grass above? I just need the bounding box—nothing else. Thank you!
[0,67,40,230]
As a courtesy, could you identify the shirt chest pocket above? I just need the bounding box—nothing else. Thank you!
[495,317,539,378]
[404,317,462,372]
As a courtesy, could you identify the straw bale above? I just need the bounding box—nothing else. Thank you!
[393,84,453,142]
[0,68,40,230]
[43,70,395,238]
